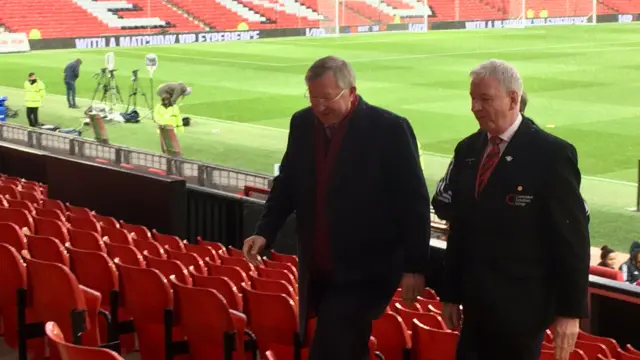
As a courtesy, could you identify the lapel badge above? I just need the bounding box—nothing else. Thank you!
[505,156,513,162]
[517,186,523,191]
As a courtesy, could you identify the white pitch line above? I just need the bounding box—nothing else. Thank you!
[0,86,635,187]
[113,39,640,67]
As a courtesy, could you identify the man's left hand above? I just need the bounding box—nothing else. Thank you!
[553,317,580,360]
[400,273,425,305]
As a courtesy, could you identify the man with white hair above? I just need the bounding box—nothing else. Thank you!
[242,55,431,360]
[440,59,590,360]
[156,82,192,106]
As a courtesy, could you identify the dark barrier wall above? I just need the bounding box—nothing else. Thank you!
[0,144,47,184]
[46,154,187,238]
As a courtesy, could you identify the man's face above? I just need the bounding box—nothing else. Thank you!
[470,76,519,135]
[28,75,35,81]
[307,72,355,126]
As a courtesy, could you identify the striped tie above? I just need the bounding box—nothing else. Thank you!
[476,136,503,197]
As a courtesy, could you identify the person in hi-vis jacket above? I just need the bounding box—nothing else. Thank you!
[154,95,184,153]
[24,72,45,127]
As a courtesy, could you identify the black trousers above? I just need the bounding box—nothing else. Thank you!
[456,320,545,360]
[307,280,381,360]
[26,107,39,127]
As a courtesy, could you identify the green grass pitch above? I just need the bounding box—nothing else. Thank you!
[1,23,640,250]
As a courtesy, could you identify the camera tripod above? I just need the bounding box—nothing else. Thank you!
[91,68,123,110]
[125,70,152,120]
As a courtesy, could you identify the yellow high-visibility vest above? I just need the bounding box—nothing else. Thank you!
[154,104,184,134]
[24,80,45,108]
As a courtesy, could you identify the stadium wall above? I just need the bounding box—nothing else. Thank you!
[23,13,640,51]
[0,136,639,349]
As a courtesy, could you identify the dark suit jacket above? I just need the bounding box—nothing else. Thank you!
[255,96,431,337]
[441,117,590,334]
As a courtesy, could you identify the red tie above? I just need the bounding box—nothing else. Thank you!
[476,136,503,197]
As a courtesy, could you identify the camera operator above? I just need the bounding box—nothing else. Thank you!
[156,82,191,106]
[24,72,45,127]
[63,58,82,109]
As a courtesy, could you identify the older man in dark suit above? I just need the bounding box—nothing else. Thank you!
[440,59,590,360]
[242,56,431,360]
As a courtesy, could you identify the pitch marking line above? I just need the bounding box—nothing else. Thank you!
[28,39,640,67]
[0,86,635,187]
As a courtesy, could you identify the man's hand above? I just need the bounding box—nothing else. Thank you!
[553,317,580,360]
[242,235,266,266]
[442,302,462,330]
[400,273,425,305]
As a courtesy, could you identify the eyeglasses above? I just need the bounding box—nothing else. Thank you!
[304,89,346,105]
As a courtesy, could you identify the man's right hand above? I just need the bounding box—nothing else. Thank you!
[242,235,266,266]
[442,302,462,329]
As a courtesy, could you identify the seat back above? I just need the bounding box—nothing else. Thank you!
[133,237,166,258]
[24,256,89,355]
[196,237,227,256]
[170,277,241,360]
[410,320,458,360]
[227,247,244,258]
[120,222,152,241]
[69,227,106,253]
[0,244,31,350]
[167,248,207,275]
[250,275,297,302]
[540,349,588,360]
[269,249,298,268]
[191,273,243,311]
[371,312,410,360]
[0,207,34,233]
[45,322,124,360]
[394,302,447,330]
[207,261,250,288]
[153,230,186,252]
[144,253,192,286]
[185,243,220,264]
[116,262,173,360]
[8,199,36,214]
[263,258,297,280]
[18,191,42,206]
[102,226,134,246]
[242,286,298,357]
[221,255,256,276]
[26,234,70,266]
[69,214,101,234]
[94,214,119,228]
[575,339,612,359]
[42,199,66,213]
[34,216,69,243]
[34,207,66,223]
[257,267,296,290]
[104,242,145,267]
[0,184,20,199]
[67,246,118,306]
[66,203,93,218]
[578,330,621,358]
[0,221,28,251]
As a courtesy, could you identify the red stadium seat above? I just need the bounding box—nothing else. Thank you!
[270,249,298,268]
[184,243,220,264]
[207,260,251,288]
[250,274,298,308]
[257,266,297,291]
[120,222,153,241]
[0,244,46,357]
[94,214,120,228]
[68,228,106,253]
[189,271,243,312]
[143,253,193,286]
[539,349,587,360]
[410,320,458,360]
[102,226,134,246]
[152,229,186,252]
[166,247,207,275]
[0,222,28,251]
[0,207,34,234]
[34,207,66,223]
[589,265,624,281]
[68,214,101,234]
[578,330,621,358]
[133,237,166,259]
[34,216,69,244]
[394,302,448,331]
[45,322,124,360]
[263,258,298,280]
[26,234,69,267]
[169,276,254,360]
[104,243,145,268]
[221,254,257,276]
[196,237,228,256]
[371,311,411,360]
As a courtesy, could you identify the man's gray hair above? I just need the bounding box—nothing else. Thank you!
[470,59,523,96]
[305,56,356,89]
